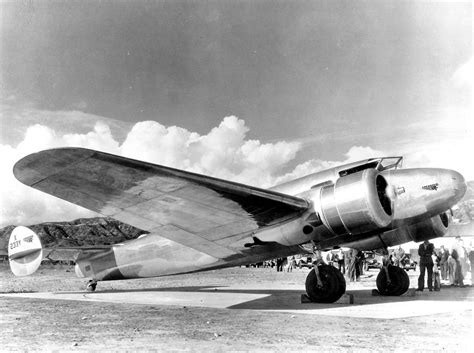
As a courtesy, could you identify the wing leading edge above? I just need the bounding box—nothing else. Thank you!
[14,148,309,259]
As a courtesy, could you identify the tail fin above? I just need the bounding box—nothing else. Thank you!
[8,226,43,276]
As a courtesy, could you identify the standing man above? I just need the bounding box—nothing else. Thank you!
[276,257,285,272]
[394,246,406,267]
[417,240,435,291]
[439,245,449,281]
[348,249,357,282]
[468,242,474,285]
[450,237,465,287]
[356,250,365,279]
[336,248,345,274]
[453,236,468,278]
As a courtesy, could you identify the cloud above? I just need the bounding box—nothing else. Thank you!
[393,106,473,179]
[452,56,473,90]
[63,122,121,153]
[120,116,301,187]
[0,127,101,227]
[273,145,384,185]
[2,106,471,229]
[0,115,302,227]
[0,104,133,146]
[0,121,129,227]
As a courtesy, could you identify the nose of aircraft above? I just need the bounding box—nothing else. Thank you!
[383,167,467,222]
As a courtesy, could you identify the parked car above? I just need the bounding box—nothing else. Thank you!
[364,251,383,270]
[296,256,313,269]
[402,254,417,271]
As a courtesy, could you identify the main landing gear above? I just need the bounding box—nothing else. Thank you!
[305,264,346,303]
[376,264,409,296]
[305,262,409,303]
[304,251,409,303]
[304,244,346,303]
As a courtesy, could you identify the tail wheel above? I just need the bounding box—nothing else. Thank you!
[376,265,409,296]
[305,264,346,303]
[86,279,98,292]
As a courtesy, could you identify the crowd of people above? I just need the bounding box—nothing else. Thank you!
[265,236,474,290]
[272,248,367,282]
[417,236,473,291]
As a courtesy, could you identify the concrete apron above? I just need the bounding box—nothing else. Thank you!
[2,285,473,319]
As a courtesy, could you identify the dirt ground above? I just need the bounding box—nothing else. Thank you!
[0,263,472,352]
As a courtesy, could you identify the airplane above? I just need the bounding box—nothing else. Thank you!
[7,147,467,303]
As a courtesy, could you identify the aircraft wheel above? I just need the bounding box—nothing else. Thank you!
[86,279,98,292]
[376,265,409,296]
[305,264,345,303]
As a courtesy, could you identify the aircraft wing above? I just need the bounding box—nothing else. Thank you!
[14,148,309,259]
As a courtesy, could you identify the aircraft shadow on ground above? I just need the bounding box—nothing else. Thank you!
[71,285,474,311]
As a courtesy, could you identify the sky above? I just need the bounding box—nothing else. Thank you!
[0,0,472,227]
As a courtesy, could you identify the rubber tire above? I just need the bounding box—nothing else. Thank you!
[305,265,345,303]
[376,265,409,296]
[334,267,346,299]
[381,266,409,296]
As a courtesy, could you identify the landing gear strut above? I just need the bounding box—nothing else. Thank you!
[305,264,346,303]
[304,243,346,303]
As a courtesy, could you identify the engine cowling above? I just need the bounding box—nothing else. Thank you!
[407,212,449,242]
[340,212,450,250]
[317,169,392,236]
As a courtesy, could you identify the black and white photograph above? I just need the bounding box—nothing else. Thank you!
[0,0,472,351]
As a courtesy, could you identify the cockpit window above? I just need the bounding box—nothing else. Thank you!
[338,157,403,177]
[376,157,403,171]
[339,162,379,177]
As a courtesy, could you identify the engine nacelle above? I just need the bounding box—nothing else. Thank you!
[340,212,450,250]
[316,169,392,236]
[406,212,449,243]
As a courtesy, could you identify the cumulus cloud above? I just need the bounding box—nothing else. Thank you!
[1,121,126,227]
[0,126,101,227]
[2,107,470,229]
[120,116,301,186]
[1,115,303,227]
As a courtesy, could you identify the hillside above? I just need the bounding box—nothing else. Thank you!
[450,180,474,236]
[0,217,147,253]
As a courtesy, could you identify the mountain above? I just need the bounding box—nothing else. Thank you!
[449,180,474,236]
[0,217,147,254]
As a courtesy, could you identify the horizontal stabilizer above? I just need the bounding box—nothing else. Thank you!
[8,226,43,276]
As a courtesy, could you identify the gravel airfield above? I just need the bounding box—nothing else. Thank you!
[0,263,472,352]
